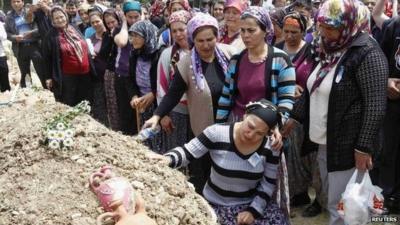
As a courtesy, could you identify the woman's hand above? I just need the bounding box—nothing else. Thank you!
[271,126,283,151]
[354,150,373,172]
[131,93,155,111]
[45,79,53,90]
[160,115,175,134]
[237,211,255,225]
[143,115,161,130]
[146,152,171,166]
[387,78,400,100]
[295,85,304,99]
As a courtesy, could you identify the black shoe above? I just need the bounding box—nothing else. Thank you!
[385,197,400,214]
[302,201,322,217]
[290,192,311,207]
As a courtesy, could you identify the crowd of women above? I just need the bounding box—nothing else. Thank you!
[1,0,400,224]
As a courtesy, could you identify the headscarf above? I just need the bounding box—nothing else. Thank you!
[168,0,191,14]
[129,20,159,55]
[123,0,141,13]
[50,6,84,63]
[245,99,281,129]
[150,0,165,17]
[309,0,364,94]
[224,0,248,14]
[169,10,192,80]
[186,13,229,91]
[283,12,308,33]
[270,8,287,29]
[169,10,192,25]
[241,6,274,45]
[355,1,371,33]
[316,0,360,53]
[103,8,123,32]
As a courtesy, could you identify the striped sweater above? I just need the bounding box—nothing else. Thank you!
[165,124,280,218]
[215,46,296,123]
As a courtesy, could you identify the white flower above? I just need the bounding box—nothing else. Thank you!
[56,123,66,130]
[63,137,74,147]
[64,129,74,138]
[49,140,60,149]
[55,131,66,140]
[47,130,57,139]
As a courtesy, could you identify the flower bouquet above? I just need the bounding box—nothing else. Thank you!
[43,100,91,150]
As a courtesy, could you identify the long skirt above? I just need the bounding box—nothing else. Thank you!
[139,103,162,153]
[104,70,120,131]
[160,111,193,153]
[211,202,290,225]
[91,81,109,127]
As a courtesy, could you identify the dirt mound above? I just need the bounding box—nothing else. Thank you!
[0,89,217,225]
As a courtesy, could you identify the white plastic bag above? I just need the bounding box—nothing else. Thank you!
[337,170,384,225]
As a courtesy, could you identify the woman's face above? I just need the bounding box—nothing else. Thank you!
[319,22,341,44]
[142,7,150,20]
[90,14,105,32]
[283,23,303,47]
[193,27,217,60]
[171,2,184,13]
[170,21,188,48]
[240,17,266,50]
[213,3,224,21]
[130,32,145,50]
[79,10,90,24]
[126,11,141,26]
[239,114,269,144]
[52,10,68,29]
[104,14,119,31]
[224,7,241,30]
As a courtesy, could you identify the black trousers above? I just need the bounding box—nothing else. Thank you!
[380,100,400,199]
[115,75,138,135]
[16,42,46,88]
[0,56,10,92]
[60,74,92,107]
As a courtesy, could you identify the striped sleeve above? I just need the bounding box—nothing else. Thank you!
[216,57,239,123]
[273,49,296,119]
[247,149,280,218]
[164,125,217,168]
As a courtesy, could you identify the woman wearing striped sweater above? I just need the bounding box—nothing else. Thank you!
[215,6,296,126]
[151,99,289,225]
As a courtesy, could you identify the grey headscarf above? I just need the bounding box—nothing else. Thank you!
[129,20,159,55]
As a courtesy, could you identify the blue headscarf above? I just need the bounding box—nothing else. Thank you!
[123,0,141,13]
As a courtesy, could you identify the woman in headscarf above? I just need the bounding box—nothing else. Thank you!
[128,20,161,152]
[78,3,91,34]
[216,6,295,132]
[284,0,388,224]
[113,0,142,135]
[270,8,287,46]
[219,0,247,50]
[43,6,96,107]
[156,10,192,153]
[144,13,238,193]
[158,0,191,49]
[151,99,290,225]
[102,8,122,131]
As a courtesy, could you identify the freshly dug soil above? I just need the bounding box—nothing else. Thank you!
[0,89,218,225]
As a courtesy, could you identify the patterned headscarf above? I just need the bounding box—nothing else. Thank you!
[150,0,165,17]
[316,0,361,53]
[169,10,192,25]
[241,6,274,44]
[129,20,159,55]
[309,0,364,94]
[50,6,84,63]
[356,1,371,33]
[168,0,191,14]
[224,0,248,14]
[283,12,308,33]
[186,13,229,91]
